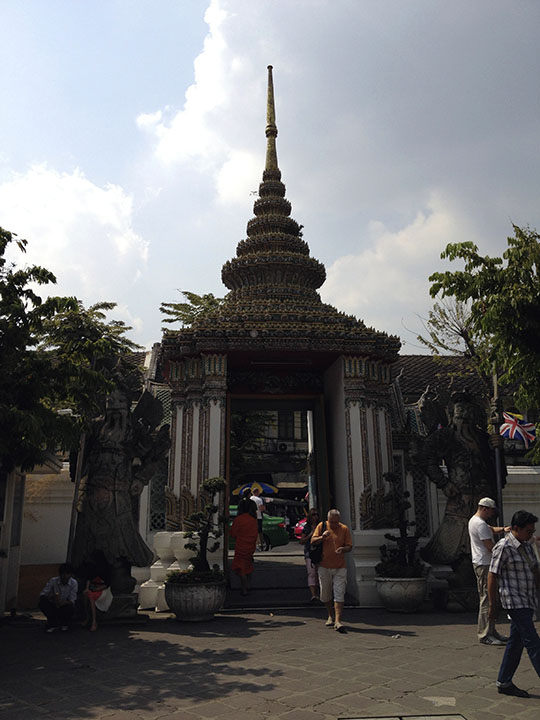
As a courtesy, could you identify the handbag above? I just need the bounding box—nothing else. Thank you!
[308,521,325,565]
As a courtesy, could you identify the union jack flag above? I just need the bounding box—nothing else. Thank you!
[500,412,536,449]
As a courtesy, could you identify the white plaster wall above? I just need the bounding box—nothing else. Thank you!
[379,409,390,475]
[323,358,348,517]
[365,405,377,487]
[21,469,74,565]
[323,358,362,599]
[207,400,222,478]
[172,405,183,496]
[190,403,200,494]
[348,404,363,505]
[501,465,540,523]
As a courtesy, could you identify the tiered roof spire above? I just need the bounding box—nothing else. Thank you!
[163,67,400,361]
[221,65,325,298]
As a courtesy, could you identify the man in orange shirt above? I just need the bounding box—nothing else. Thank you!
[311,509,352,632]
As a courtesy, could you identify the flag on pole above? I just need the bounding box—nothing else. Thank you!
[499,411,536,449]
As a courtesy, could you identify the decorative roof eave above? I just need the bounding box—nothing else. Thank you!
[161,327,401,363]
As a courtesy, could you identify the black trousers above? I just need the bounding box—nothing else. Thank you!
[38,596,75,628]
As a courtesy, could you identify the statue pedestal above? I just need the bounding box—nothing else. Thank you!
[97,593,148,623]
[426,564,451,610]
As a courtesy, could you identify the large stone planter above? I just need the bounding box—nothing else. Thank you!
[165,581,226,622]
[375,577,427,613]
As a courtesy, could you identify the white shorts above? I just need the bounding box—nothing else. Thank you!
[318,566,347,603]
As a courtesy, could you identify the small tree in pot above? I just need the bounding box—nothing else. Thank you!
[375,472,428,612]
[165,476,227,620]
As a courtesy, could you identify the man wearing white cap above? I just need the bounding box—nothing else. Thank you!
[468,497,510,645]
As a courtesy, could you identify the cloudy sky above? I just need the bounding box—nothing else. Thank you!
[2,0,539,352]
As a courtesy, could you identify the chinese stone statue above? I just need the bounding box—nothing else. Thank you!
[72,388,170,593]
[417,389,501,566]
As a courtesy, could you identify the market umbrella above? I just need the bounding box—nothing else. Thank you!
[232,480,279,496]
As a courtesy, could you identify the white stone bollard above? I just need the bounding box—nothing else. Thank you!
[132,565,151,594]
[169,531,195,571]
[138,531,174,611]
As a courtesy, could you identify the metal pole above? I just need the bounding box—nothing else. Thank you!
[490,365,505,525]
[306,410,318,510]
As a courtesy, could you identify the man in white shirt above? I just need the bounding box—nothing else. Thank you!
[468,497,510,645]
[250,487,266,551]
[39,563,78,632]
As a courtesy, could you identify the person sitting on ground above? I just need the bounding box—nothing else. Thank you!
[38,563,78,633]
[299,508,321,602]
[230,496,259,596]
[82,574,110,632]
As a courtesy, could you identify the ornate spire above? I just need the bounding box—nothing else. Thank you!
[162,67,400,362]
[221,67,325,297]
[265,65,279,175]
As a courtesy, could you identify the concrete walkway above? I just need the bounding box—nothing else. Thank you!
[1,606,538,720]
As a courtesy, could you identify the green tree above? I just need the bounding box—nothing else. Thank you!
[160,290,223,329]
[0,227,140,472]
[428,224,540,454]
[40,300,141,423]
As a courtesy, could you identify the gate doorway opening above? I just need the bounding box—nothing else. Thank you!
[225,396,329,608]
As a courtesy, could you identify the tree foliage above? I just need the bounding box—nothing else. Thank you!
[0,227,140,472]
[417,298,494,399]
[160,290,224,330]
[39,300,142,423]
[428,224,540,450]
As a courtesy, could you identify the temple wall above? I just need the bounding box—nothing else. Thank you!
[21,470,73,565]
[324,357,348,516]
[191,402,201,495]
[171,404,183,497]
[207,398,224,478]
[324,356,396,601]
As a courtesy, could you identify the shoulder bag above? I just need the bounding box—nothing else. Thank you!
[308,521,326,565]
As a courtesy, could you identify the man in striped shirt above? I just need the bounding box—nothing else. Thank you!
[488,510,540,698]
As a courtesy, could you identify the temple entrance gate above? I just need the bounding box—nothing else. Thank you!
[160,67,400,605]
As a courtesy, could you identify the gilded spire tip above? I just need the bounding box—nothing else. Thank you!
[265,66,278,172]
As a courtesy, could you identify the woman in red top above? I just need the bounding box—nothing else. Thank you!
[230,496,259,596]
[82,576,108,631]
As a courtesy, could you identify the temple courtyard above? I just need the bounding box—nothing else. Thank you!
[1,606,537,720]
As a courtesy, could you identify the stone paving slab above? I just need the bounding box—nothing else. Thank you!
[1,607,539,719]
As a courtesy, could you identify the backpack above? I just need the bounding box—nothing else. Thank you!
[308,521,326,564]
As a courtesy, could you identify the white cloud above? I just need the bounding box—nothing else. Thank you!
[136,0,231,168]
[136,110,164,132]
[321,192,470,346]
[0,164,148,324]
[135,0,263,207]
[215,149,261,205]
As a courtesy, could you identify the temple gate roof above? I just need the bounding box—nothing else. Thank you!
[162,66,400,365]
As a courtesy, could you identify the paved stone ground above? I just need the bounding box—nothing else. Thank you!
[1,607,538,720]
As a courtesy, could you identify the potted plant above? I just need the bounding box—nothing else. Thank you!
[165,476,227,621]
[374,472,428,612]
